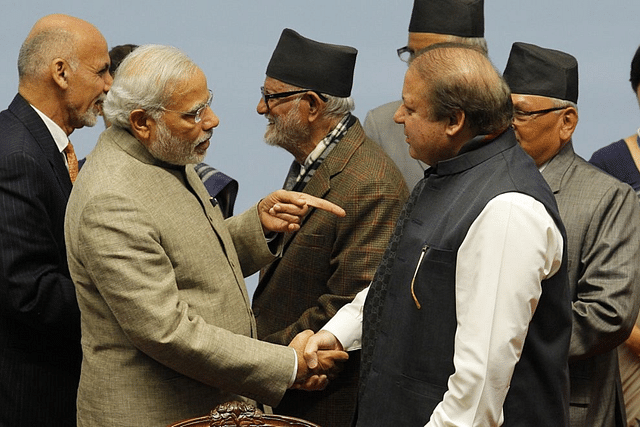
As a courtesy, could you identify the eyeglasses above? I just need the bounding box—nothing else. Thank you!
[260,86,328,111]
[161,89,213,123]
[397,46,415,63]
[513,106,567,121]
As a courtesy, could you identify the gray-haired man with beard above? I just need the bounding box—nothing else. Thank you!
[0,14,111,425]
[64,44,348,427]
[252,29,408,427]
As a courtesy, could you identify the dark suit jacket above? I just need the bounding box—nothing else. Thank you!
[252,120,409,426]
[543,141,640,427]
[0,94,81,426]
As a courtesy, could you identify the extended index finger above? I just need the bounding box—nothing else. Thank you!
[299,194,346,217]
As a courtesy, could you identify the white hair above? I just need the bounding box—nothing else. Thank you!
[322,95,355,119]
[550,97,578,112]
[103,44,200,129]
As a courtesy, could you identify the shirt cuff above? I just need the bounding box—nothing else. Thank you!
[288,348,298,387]
[322,286,368,351]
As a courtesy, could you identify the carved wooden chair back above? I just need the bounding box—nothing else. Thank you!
[167,401,322,427]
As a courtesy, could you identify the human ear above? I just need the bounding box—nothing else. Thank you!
[129,109,153,145]
[445,109,466,137]
[51,58,70,90]
[559,108,578,142]
[305,92,324,123]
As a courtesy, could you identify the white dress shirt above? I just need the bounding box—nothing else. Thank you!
[30,104,71,168]
[323,192,564,427]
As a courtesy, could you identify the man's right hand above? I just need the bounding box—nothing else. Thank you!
[288,330,348,391]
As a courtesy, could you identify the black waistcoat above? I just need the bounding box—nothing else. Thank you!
[357,130,571,427]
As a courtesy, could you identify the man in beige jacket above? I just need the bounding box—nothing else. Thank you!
[64,44,346,427]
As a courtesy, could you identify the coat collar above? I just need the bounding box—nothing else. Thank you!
[540,140,576,194]
[434,128,517,177]
[105,125,178,168]
[298,119,366,200]
[259,119,367,284]
[9,93,72,195]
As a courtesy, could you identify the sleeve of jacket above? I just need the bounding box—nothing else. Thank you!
[263,170,409,345]
[226,204,280,277]
[569,184,640,360]
[0,149,80,338]
[74,191,295,406]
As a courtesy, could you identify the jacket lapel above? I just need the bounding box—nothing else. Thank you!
[256,120,366,295]
[541,140,576,196]
[9,94,72,196]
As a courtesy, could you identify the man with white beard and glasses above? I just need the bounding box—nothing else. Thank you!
[252,29,408,427]
[64,44,348,427]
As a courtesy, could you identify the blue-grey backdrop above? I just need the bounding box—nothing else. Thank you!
[2,0,639,294]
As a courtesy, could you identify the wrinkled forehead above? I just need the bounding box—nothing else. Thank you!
[262,76,297,92]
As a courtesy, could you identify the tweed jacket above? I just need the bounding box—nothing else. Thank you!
[364,100,427,190]
[252,119,408,426]
[65,126,296,427]
[0,94,80,426]
[542,141,640,427]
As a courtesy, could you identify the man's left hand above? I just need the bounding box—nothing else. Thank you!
[258,190,346,233]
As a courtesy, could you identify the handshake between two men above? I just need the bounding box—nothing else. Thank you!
[289,330,348,391]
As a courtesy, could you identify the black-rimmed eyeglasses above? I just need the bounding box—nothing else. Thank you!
[260,87,328,111]
[397,46,415,63]
[513,106,567,121]
[161,89,213,123]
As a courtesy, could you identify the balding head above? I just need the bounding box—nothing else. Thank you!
[410,43,512,135]
[18,14,104,81]
[17,14,111,135]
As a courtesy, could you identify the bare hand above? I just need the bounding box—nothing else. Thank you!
[303,330,344,370]
[258,190,346,233]
[289,329,348,391]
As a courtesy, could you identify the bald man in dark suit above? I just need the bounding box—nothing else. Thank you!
[0,14,112,425]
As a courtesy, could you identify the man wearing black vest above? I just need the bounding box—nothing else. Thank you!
[301,44,572,426]
[363,0,486,190]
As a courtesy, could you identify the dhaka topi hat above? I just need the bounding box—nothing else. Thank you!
[503,42,579,103]
[265,28,357,97]
[408,0,484,37]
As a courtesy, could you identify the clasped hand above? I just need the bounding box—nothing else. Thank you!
[288,330,348,391]
[258,190,346,233]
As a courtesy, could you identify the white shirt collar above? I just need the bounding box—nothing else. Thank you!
[538,161,549,172]
[30,104,70,153]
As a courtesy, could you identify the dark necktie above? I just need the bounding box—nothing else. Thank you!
[359,175,428,397]
[64,141,79,184]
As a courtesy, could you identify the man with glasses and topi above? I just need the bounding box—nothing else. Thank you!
[252,28,408,427]
[504,41,640,427]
